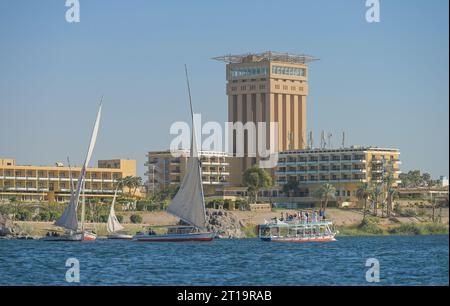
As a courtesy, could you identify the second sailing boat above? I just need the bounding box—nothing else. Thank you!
[106,184,133,239]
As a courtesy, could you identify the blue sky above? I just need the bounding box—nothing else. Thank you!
[0,0,448,179]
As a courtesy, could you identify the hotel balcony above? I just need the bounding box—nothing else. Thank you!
[372,159,384,164]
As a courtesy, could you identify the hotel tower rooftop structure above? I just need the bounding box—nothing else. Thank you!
[212,51,319,65]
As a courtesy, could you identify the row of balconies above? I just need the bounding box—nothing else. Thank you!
[275,169,367,175]
[0,187,117,193]
[0,176,118,182]
[0,171,119,179]
[201,162,229,166]
[201,171,230,176]
[277,178,367,185]
[280,154,366,162]
[278,159,367,165]
[146,158,228,166]
[371,159,401,164]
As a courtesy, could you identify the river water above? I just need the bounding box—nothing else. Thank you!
[0,235,448,285]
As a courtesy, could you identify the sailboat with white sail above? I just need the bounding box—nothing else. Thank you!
[43,103,102,241]
[106,185,133,239]
[133,66,214,242]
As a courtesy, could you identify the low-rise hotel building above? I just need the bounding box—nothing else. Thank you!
[274,147,402,206]
[145,150,230,196]
[0,158,136,202]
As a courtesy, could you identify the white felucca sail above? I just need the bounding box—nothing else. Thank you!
[55,104,102,232]
[166,66,207,231]
[106,186,124,233]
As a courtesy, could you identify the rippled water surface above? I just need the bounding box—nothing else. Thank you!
[0,235,448,285]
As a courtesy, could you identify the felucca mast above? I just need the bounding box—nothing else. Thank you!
[184,64,195,157]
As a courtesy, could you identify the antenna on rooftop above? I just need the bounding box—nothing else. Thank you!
[327,133,332,149]
[342,132,346,148]
[320,130,325,149]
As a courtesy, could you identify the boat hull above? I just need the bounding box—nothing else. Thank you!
[42,233,83,241]
[81,231,97,241]
[42,231,97,242]
[107,233,133,240]
[133,232,214,242]
[261,236,336,242]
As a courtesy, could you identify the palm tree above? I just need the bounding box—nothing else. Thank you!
[312,183,336,213]
[9,197,22,221]
[131,177,143,197]
[371,187,383,217]
[356,182,373,221]
[383,174,397,217]
[119,176,142,198]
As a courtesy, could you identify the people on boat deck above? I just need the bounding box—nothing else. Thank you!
[46,231,61,237]
[279,210,327,223]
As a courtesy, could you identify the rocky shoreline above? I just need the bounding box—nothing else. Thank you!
[206,209,246,238]
[0,213,39,240]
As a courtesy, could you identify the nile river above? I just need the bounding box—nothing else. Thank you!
[0,235,448,285]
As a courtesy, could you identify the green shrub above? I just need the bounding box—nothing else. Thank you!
[224,200,235,210]
[146,203,160,211]
[16,210,33,221]
[206,199,225,209]
[48,211,60,221]
[388,223,424,235]
[422,223,448,235]
[116,215,124,223]
[159,199,170,210]
[130,214,143,224]
[98,215,108,223]
[136,201,148,211]
[242,225,257,238]
[235,198,249,210]
[36,211,51,222]
[357,219,383,235]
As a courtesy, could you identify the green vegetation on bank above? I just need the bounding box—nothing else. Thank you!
[337,217,448,237]
[242,224,258,238]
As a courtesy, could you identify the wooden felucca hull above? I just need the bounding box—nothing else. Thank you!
[133,232,214,242]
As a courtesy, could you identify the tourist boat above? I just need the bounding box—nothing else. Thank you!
[258,218,337,242]
[106,185,132,240]
[133,66,214,242]
[43,103,102,242]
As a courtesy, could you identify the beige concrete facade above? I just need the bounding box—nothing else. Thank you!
[0,158,137,202]
[146,150,230,196]
[214,52,317,186]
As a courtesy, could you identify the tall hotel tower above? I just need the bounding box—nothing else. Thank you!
[213,51,318,185]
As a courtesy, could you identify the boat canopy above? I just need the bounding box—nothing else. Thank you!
[259,220,333,228]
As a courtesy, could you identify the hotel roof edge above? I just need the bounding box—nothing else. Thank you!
[279,147,401,154]
[212,51,319,64]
